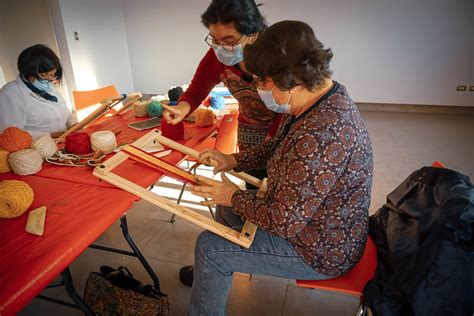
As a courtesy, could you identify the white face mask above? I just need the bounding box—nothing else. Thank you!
[213,45,244,66]
[257,86,292,113]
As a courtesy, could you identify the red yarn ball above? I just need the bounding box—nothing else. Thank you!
[65,132,92,155]
[161,120,184,141]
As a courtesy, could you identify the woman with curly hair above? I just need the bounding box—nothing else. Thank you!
[188,20,374,315]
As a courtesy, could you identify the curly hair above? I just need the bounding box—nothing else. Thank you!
[244,20,333,91]
[201,0,267,36]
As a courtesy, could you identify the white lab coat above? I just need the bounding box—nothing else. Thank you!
[0,76,77,139]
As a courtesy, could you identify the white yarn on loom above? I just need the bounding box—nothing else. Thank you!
[90,131,117,154]
[31,135,57,158]
[8,149,43,175]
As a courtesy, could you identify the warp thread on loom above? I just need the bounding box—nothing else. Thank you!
[147,100,164,117]
[8,149,43,175]
[132,100,150,117]
[91,131,117,154]
[0,126,33,152]
[161,120,184,141]
[0,180,34,218]
[31,135,57,159]
[0,149,11,173]
[65,132,92,155]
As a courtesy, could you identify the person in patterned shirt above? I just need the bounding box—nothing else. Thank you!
[186,20,374,315]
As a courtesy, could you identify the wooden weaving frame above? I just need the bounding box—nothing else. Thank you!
[58,92,143,141]
[93,129,260,248]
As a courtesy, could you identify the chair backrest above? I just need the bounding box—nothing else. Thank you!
[73,85,119,122]
[296,236,378,297]
[214,112,238,155]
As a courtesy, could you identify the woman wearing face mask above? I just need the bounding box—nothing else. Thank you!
[187,20,373,315]
[0,44,76,139]
[161,0,282,153]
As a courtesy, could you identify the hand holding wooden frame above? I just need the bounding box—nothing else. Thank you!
[93,130,266,248]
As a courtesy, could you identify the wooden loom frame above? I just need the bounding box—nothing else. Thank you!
[93,129,264,248]
[58,92,143,141]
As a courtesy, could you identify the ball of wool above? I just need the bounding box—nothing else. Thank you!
[0,127,33,152]
[132,100,150,117]
[65,132,92,155]
[31,135,57,159]
[0,180,34,218]
[161,120,184,141]
[0,149,11,173]
[147,100,164,117]
[194,108,216,127]
[210,96,225,110]
[91,131,117,154]
[8,149,43,175]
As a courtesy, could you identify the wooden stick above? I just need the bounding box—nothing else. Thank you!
[154,132,263,188]
[112,92,142,116]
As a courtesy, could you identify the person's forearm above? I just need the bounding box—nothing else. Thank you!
[176,101,192,117]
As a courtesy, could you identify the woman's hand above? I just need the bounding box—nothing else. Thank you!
[161,102,191,125]
[199,149,237,174]
[191,174,240,207]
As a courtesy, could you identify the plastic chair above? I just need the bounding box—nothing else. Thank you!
[170,112,239,222]
[73,85,119,122]
[297,236,377,315]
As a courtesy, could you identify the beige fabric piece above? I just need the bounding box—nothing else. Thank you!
[25,206,47,236]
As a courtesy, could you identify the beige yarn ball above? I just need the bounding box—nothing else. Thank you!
[31,135,57,159]
[132,100,150,117]
[0,149,11,173]
[8,149,43,175]
[91,131,117,154]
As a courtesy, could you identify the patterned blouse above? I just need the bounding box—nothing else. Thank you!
[231,82,374,277]
[179,48,281,151]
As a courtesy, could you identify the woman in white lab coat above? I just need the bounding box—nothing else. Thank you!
[0,44,76,139]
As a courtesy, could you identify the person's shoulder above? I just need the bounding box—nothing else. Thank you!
[1,79,22,95]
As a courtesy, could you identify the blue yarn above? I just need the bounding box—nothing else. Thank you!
[210,96,225,110]
[147,100,164,117]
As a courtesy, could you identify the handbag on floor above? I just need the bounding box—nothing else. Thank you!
[83,266,169,316]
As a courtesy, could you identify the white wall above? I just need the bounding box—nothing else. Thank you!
[122,0,473,106]
[52,0,134,96]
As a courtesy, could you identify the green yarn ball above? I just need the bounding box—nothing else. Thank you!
[147,100,164,117]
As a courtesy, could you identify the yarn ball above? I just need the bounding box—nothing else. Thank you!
[132,100,150,117]
[65,132,92,155]
[194,108,216,127]
[91,131,117,154]
[0,180,34,218]
[161,120,184,141]
[8,149,43,175]
[31,135,57,159]
[210,96,225,110]
[0,149,11,173]
[0,127,33,152]
[168,86,184,102]
[147,100,164,117]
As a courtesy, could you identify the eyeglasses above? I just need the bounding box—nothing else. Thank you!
[204,33,245,52]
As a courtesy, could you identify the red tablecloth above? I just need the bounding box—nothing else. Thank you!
[0,111,218,315]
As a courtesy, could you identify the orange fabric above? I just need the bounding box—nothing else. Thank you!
[0,110,219,314]
[73,85,119,111]
[296,237,377,297]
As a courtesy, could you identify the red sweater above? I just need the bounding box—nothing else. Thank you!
[179,48,281,150]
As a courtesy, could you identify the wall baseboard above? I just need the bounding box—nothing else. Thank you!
[356,103,474,115]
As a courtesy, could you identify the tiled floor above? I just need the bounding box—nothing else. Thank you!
[19,110,474,316]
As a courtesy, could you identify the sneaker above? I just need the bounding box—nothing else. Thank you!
[179,265,194,287]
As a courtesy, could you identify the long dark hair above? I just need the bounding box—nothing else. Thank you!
[17,44,63,81]
[245,20,333,91]
[201,0,267,35]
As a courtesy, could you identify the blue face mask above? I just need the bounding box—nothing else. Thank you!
[33,79,53,92]
[257,86,293,113]
[213,45,244,66]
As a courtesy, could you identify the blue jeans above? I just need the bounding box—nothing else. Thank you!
[188,206,331,316]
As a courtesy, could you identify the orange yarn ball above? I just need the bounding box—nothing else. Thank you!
[0,127,33,152]
[0,149,11,173]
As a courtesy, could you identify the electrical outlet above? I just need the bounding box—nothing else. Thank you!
[456,85,467,91]
[469,86,474,92]
[73,31,79,41]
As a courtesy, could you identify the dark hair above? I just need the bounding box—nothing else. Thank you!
[168,86,184,102]
[201,0,267,35]
[17,44,63,81]
[244,20,333,91]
